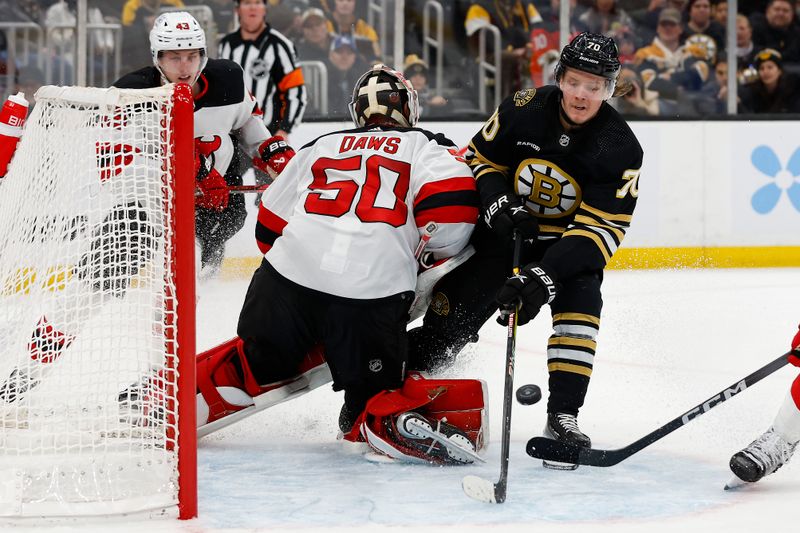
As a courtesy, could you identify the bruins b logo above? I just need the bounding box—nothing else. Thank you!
[513,88,536,107]
[515,158,582,218]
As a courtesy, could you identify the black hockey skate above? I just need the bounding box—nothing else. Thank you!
[542,412,591,470]
[389,411,480,465]
[729,427,798,483]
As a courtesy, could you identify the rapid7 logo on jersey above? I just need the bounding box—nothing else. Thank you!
[305,155,410,227]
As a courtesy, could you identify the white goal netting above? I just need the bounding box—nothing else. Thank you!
[0,85,193,518]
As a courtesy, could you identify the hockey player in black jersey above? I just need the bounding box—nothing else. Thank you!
[113,11,295,279]
[407,32,644,469]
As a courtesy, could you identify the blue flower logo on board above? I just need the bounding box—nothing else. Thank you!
[750,146,800,214]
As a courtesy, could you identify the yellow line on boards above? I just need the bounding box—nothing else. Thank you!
[607,247,800,269]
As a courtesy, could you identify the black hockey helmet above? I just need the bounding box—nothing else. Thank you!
[349,64,419,128]
[555,32,621,89]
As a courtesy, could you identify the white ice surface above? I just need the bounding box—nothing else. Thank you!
[5,267,800,532]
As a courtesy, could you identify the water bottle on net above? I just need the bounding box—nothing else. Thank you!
[0,92,30,178]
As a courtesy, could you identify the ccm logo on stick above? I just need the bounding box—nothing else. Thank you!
[681,379,747,424]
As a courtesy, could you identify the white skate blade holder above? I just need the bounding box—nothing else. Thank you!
[724,474,750,491]
[402,415,486,464]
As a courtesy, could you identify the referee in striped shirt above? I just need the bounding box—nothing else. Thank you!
[219,0,307,138]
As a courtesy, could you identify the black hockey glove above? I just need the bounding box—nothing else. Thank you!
[496,262,558,326]
[482,192,538,242]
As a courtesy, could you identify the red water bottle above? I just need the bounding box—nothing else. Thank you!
[0,92,30,178]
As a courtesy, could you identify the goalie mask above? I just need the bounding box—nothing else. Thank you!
[150,11,208,85]
[555,32,621,99]
[349,64,419,128]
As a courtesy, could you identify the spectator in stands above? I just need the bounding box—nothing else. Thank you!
[634,7,684,73]
[749,0,800,62]
[464,0,542,96]
[684,0,725,51]
[326,33,370,117]
[736,13,757,70]
[614,28,640,64]
[628,0,687,43]
[634,7,705,115]
[527,0,584,87]
[711,0,728,25]
[739,48,800,112]
[121,0,185,72]
[267,2,304,41]
[296,7,333,62]
[576,0,636,37]
[403,54,451,119]
[325,0,381,61]
[695,54,729,114]
[219,0,307,139]
[613,65,663,115]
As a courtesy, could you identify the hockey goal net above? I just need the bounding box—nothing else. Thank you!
[0,84,196,518]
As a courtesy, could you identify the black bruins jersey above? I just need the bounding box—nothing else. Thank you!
[468,85,644,280]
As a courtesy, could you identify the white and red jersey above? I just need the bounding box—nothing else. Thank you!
[257,125,479,299]
[113,58,270,178]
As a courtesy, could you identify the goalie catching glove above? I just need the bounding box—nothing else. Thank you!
[496,262,558,326]
[254,135,296,178]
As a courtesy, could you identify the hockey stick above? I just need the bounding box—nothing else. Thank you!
[228,184,270,194]
[194,184,271,198]
[462,229,523,504]
[526,352,792,467]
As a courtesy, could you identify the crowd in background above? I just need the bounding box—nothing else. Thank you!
[2,0,800,120]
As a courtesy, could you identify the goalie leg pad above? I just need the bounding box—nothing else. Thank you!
[195,338,330,427]
[344,373,488,464]
[196,337,259,425]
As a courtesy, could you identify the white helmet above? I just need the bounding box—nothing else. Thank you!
[150,12,208,80]
[349,64,419,128]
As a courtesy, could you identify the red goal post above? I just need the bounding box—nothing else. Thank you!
[0,83,196,519]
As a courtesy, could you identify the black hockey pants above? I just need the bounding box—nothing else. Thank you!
[407,224,603,415]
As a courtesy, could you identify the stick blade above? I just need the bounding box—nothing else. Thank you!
[462,475,502,503]
[526,436,581,464]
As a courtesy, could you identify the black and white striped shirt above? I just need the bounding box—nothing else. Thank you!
[218,25,307,135]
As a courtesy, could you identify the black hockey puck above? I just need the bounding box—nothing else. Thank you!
[516,384,542,405]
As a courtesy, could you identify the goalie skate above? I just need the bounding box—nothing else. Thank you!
[394,411,484,464]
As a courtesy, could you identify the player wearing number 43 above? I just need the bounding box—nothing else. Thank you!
[113,11,295,280]
[0,11,296,408]
[407,32,644,469]
[190,64,488,465]
[726,325,800,488]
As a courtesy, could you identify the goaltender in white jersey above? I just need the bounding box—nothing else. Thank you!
[258,125,477,299]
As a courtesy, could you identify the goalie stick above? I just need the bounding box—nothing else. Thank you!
[462,230,523,504]
[525,352,792,467]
